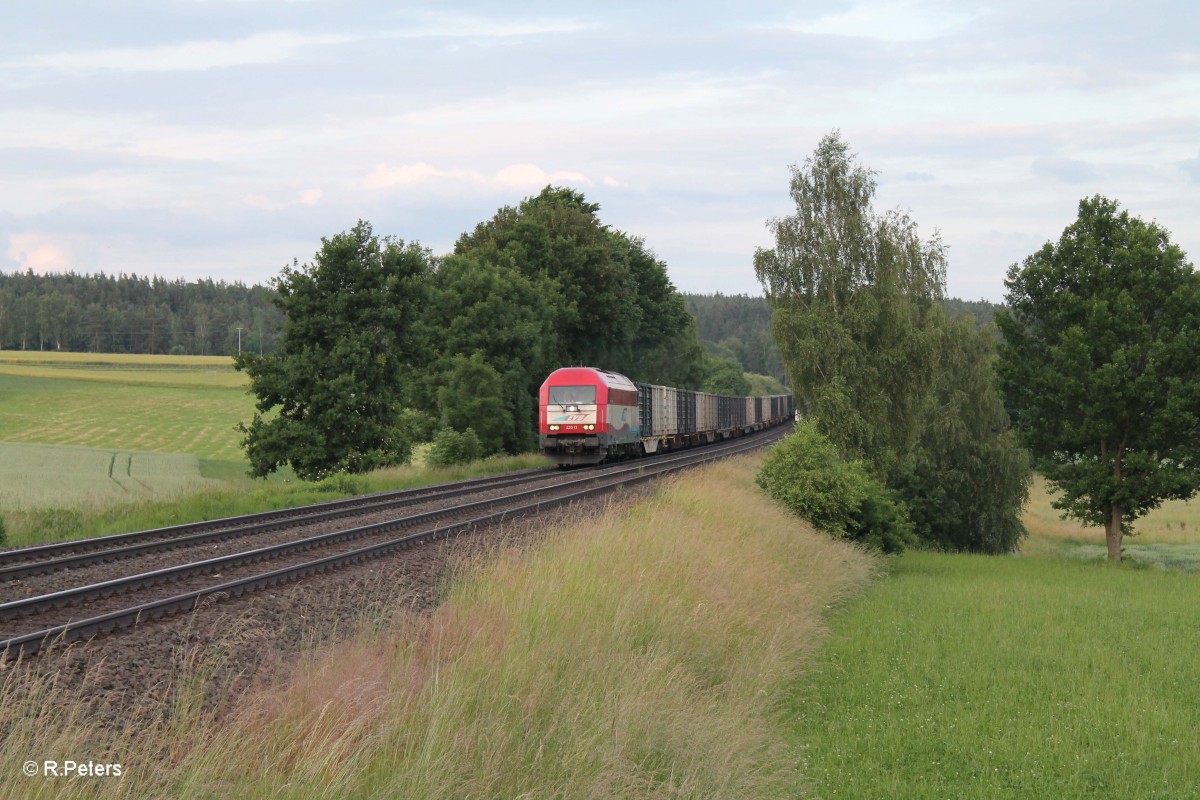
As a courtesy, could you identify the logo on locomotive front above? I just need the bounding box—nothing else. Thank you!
[548,409,597,424]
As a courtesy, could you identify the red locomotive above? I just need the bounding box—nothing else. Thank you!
[538,366,794,466]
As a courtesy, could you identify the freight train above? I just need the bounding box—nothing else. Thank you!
[537,366,795,466]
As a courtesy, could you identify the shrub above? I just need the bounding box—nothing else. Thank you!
[757,420,913,553]
[27,507,84,542]
[427,427,483,467]
[314,473,368,496]
[0,514,6,548]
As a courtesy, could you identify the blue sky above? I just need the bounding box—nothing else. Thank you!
[1,1,1196,301]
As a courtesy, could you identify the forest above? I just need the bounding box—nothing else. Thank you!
[0,258,996,388]
[0,271,282,356]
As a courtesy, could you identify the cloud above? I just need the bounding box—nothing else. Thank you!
[1182,156,1200,183]
[8,233,71,273]
[241,188,325,211]
[1031,157,1100,185]
[363,161,590,192]
[771,1,982,42]
[16,31,353,73]
[493,164,590,191]
[364,162,486,189]
[10,15,591,77]
[390,12,590,40]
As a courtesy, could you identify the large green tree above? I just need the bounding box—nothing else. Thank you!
[756,131,1030,552]
[754,131,946,470]
[996,196,1200,561]
[235,221,430,479]
[414,253,557,454]
[897,314,1031,553]
[454,186,706,387]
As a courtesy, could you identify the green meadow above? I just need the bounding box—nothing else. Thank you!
[0,442,217,509]
[789,552,1200,799]
[785,478,1200,798]
[0,356,249,466]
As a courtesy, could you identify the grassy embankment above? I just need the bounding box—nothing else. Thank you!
[0,351,543,547]
[788,478,1200,799]
[0,457,875,799]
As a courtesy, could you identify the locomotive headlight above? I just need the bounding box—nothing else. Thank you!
[549,424,560,431]
[584,424,595,430]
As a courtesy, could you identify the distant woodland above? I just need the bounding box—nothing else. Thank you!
[0,269,998,377]
[0,271,282,355]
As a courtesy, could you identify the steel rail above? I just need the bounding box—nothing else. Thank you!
[0,468,568,580]
[1,429,784,661]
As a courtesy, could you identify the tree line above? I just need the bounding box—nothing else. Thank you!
[0,271,282,356]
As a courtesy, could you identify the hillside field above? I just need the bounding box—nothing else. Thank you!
[0,351,250,466]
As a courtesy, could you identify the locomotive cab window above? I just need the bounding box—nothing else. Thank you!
[549,386,596,406]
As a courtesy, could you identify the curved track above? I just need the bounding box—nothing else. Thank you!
[1,426,786,661]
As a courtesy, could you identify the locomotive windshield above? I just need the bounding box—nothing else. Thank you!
[549,386,596,406]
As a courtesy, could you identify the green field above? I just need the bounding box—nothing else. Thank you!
[0,442,217,509]
[0,355,250,466]
[788,551,1200,798]
[0,353,253,541]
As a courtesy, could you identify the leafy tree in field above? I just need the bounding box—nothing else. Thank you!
[757,419,913,553]
[754,131,946,471]
[755,131,1030,552]
[234,221,431,480]
[426,427,483,467]
[897,314,1031,553]
[455,187,636,368]
[702,356,751,396]
[455,186,706,388]
[435,352,514,457]
[996,196,1200,561]
[415,254,556,455]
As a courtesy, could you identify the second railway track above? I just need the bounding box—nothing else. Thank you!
[1,428,785,661]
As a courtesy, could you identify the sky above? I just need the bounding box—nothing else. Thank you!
[1,1,1196,302]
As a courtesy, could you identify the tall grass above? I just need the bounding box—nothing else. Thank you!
[789,551,1200,799]
[0,457,875,799]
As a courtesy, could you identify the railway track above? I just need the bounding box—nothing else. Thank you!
[0,466,564,578]
[0,427,786,661]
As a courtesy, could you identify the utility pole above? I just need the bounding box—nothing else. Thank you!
[236,326,243,355]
